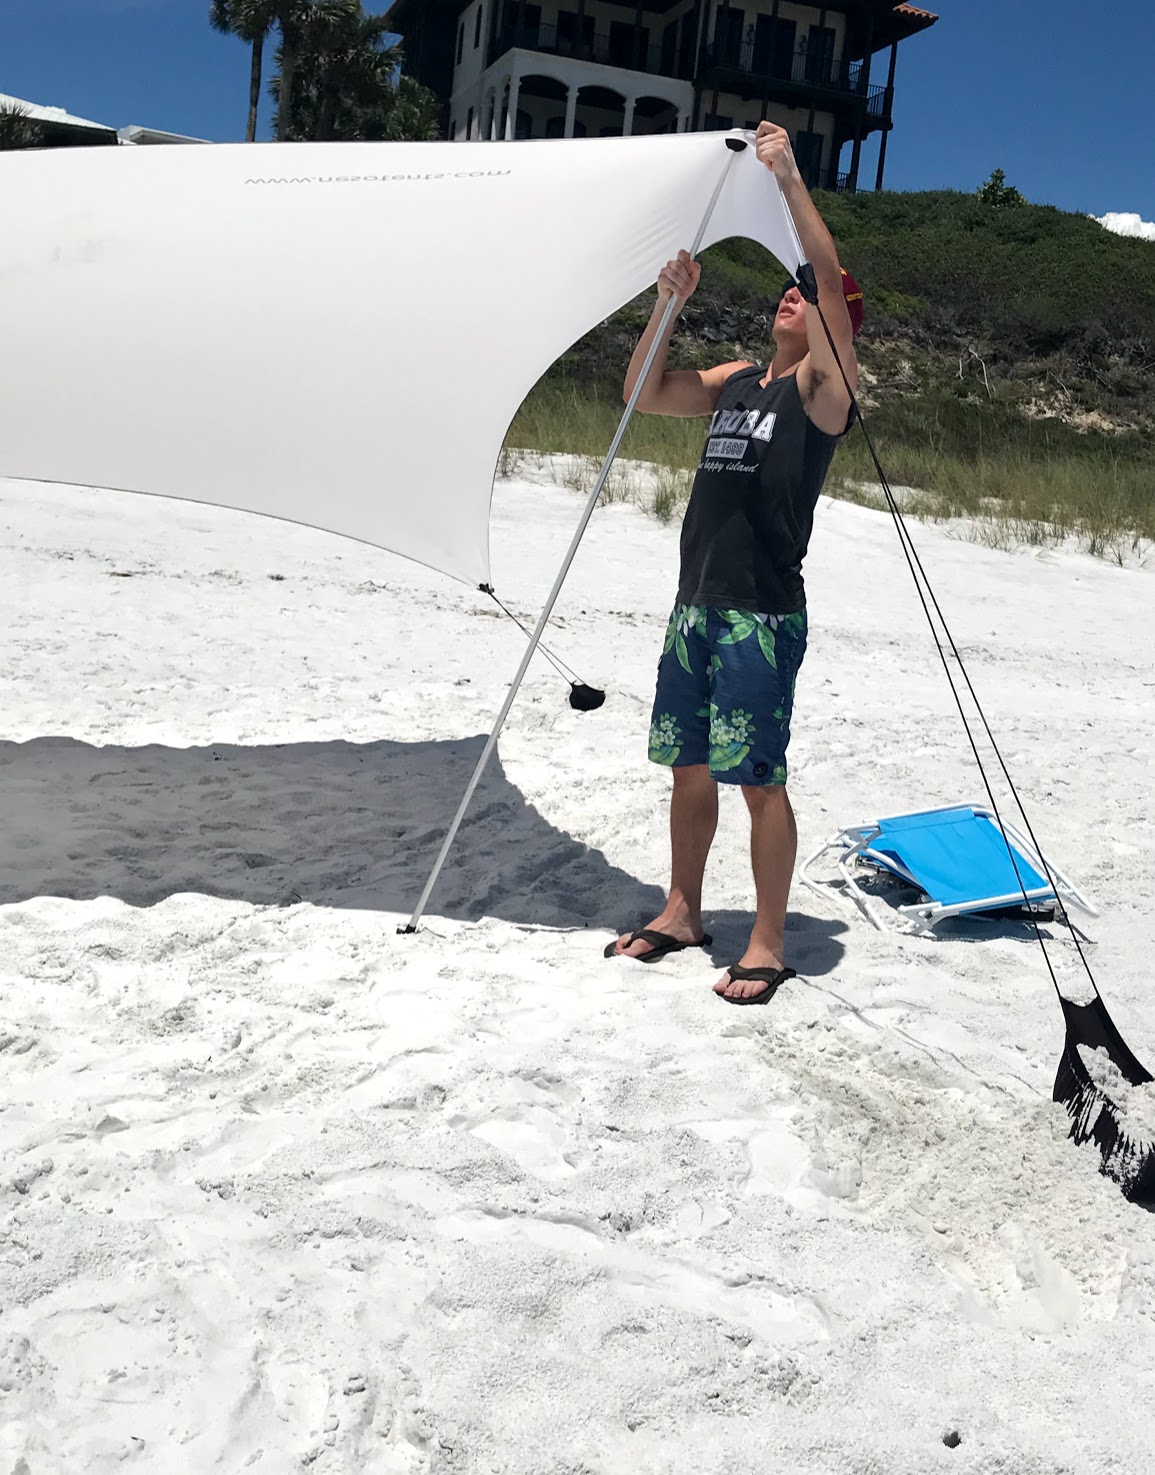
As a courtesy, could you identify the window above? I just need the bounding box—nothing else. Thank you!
[794,130,825,186]
[558,9,594,56]
[704,113,733,131]
[456,22,465,66]
[676,11,698,80]
[517,3,541,46]
[609,19,649,68]
[474,4,483,49]
[466,106,474,139]
[714,6,744,67]
[753,16,796,79]
[661,21,677,75]
[805,25,836,84]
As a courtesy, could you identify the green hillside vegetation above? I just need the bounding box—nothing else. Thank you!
[506,184,1155,555]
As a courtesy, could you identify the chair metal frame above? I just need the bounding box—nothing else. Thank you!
[799,803,1099,934]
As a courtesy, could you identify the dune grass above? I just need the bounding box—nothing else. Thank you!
[505,377,1155,560]
[503,185,1155,563]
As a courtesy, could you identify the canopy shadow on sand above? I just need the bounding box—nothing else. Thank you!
[0,735,848,974]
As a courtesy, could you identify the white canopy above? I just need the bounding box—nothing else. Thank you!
[0,133,802,589]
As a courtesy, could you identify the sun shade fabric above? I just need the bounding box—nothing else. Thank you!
[0,134,803,589]
[867,808,1050,909]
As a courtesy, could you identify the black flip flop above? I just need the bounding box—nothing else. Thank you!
[604,928,713,964]
[716,962,796,1005]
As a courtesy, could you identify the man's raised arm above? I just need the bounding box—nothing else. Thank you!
[623,250,752,417]
[754,122,857,411]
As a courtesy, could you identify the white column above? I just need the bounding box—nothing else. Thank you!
[563,84,579,139]
[677,108,688,132]
[623,96,636,137]
[505,73,521,140]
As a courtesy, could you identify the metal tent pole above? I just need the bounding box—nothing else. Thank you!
[402,138,748,933]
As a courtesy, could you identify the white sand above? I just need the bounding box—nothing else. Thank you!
[1078,1045,1155,1140]
[2,465,1155,1474]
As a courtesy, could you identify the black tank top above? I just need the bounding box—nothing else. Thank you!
[676,364,848,613]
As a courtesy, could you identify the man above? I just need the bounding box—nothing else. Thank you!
[606,121,863,1005]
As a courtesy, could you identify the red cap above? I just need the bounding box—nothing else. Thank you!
[841,267,865,337]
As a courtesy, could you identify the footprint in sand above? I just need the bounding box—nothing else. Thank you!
[436,1207,828,1347]
[944,1220,1084,1333]
[690,1109,861,1212]
[447,1071,586,1182]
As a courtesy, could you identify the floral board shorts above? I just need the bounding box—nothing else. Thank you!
[648,603,808,787]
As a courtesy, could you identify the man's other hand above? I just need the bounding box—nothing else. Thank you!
[657,248,701,305]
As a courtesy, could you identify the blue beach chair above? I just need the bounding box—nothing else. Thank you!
[800,803,1098,933]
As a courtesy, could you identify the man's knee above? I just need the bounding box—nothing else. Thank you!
[672,763,715,792]
[741,781,788,812]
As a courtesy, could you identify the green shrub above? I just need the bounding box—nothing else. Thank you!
[504,188,1155,558]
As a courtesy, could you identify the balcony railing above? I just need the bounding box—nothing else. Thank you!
[490,22,687,81]
[702,40,887,115]
[808,167,851,193]
[486,25,887,121]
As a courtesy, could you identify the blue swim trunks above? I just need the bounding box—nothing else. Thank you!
[648,603,808,786]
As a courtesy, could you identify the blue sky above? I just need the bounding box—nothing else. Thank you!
[2,0,1151,223]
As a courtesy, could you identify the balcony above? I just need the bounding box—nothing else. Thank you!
[702,40,887,116]
[809,166,851,193]
[489,22,687,82]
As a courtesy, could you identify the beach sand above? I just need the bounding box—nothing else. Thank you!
[2,465,1154,1473]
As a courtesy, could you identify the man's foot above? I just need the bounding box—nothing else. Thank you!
[607,913,707,962]
[604,927,712,963]
[714,946,789,1001]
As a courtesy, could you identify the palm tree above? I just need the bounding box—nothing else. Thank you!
[209,0,314,141]
[0,103,43,151]
[271,1,436,143]
[208,0,275,141]
[380,75,440,143]
[299,0,372,141]
[271,0,317,141]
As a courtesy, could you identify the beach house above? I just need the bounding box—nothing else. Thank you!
[383,0,937,191]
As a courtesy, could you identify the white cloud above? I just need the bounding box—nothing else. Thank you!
[1094,211,1155,242]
